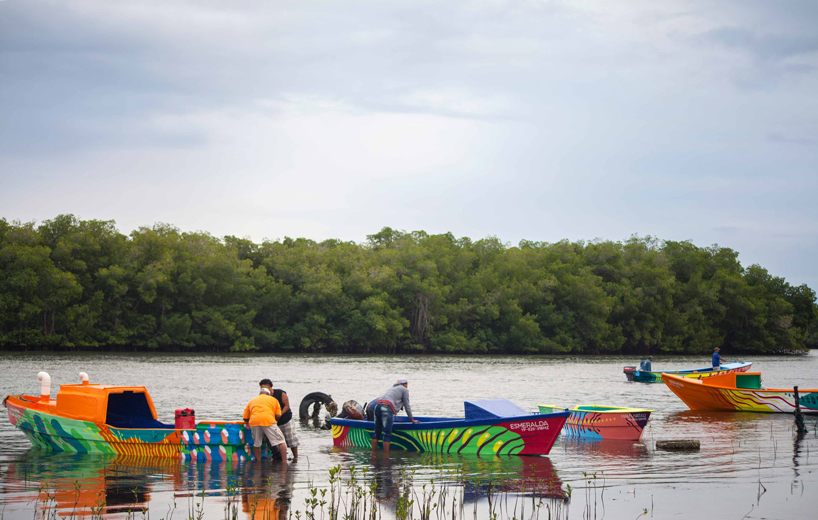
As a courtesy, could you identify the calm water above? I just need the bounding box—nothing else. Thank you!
[1,352,817,519]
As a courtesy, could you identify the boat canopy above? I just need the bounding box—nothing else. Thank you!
[464,399,530,420]
[55,384,173,429]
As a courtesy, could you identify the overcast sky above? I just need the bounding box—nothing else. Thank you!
[1,0,816,289]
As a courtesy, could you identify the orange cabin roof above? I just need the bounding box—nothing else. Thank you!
[12,384,159,425]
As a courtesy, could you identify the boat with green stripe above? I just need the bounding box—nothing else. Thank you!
[330,399,569,456]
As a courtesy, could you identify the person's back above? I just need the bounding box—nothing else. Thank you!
[378,384,412,417]
[640,358,652,371]
[712,351,721,368]
[244,394,281,426]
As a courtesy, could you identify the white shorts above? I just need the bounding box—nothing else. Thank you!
[278,420,299,448]
[251,425,286,448]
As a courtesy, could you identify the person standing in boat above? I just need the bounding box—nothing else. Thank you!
[371,378,419,456]
[712,347,726,368]
[260,379,299,462]
[243,387,288,465]
[640,356,653,371]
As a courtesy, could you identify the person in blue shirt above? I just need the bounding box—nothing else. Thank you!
[640,356,653,371]
[712,347,723,368]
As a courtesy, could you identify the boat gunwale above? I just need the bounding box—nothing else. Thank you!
[632,361,752,377]
[4,395,246,433]
[662,372,818,393]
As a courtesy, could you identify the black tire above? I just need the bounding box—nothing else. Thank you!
[299,392,336,420]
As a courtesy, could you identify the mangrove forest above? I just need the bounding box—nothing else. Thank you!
[0,215,815,354]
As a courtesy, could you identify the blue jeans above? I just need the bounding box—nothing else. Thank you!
[372,403,395,444]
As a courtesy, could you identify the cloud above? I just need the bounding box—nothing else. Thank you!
[767,132,816,146]
[1,0,817,290]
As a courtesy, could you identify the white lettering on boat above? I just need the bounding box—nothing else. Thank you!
[509,420,549,432]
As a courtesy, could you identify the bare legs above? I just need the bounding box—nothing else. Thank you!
[371,438,391,456]
[253,444,288,466]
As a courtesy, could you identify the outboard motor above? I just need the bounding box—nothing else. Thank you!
[623,366,637,382]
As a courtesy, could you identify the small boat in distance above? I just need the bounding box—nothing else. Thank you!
[331,399,569,456]
[3,372,259,461]
[538,405,652,441]
[663,372,818,414]
[623,361,752,383]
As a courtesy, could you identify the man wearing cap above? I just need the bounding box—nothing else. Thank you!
[243,387,288,465]
[371,378,419,456]
[712,347,723,368]
[259,379,299,462]
[640,356,653,372]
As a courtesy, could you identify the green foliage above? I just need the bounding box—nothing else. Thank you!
[0,218,814,354]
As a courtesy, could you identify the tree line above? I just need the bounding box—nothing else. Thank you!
[1,215,815,355]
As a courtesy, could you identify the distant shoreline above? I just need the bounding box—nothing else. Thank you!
[0,345,811,356]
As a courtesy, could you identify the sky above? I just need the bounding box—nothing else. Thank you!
[1,0,816,289]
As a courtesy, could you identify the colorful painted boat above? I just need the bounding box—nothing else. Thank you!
[2,372,262,461]
[623,361,752,383]
[331,399,569,456]
[537,405,652,441]
[663,372,818,414]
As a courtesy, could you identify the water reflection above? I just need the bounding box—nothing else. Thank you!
[0,452,298,519]
[561,439,650,459]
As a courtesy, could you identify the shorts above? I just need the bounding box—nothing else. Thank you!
[278,420,299,448]
[251,424,286,448]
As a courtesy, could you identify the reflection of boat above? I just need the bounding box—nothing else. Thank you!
[537,405,651,441]
[1,453,164,517]
[664,372,818,413]
[1,452,294,518]
[560,438,651,459]
[623,362,752,383]
[2,372,259,461]
[463,455,565,500]
[331,399,569,455]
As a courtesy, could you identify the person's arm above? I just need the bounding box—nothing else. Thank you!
[402,387,419,423]
[243,403,251,425]
[273,399,282,421]
[280,391,290,415]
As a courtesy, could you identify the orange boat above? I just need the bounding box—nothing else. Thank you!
[3,372,256,461]
[663,372,818,414]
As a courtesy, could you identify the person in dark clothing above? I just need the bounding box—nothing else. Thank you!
[365,398,378,421]
[640,356,653,371]
[260,379,299,462]
[712,347,725,368]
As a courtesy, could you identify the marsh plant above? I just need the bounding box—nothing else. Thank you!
[282,465,570,520]
[27,464,573,520]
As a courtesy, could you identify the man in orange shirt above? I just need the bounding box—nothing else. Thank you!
[243,388,288,464]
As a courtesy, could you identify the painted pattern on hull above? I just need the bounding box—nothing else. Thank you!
[331,413,567,456]
[663,373,818,414]
[6,402,257,462]
[333,424,526,455]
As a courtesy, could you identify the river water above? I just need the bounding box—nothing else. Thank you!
[1,352,816,519]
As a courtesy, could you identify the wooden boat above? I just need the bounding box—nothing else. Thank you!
[331,399,569,456]
[2,372,260,461]
[537,405,652,441]
[623,361,752,383]
[663,372,818,414]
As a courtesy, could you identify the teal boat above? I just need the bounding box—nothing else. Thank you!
[623,362,752,383]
